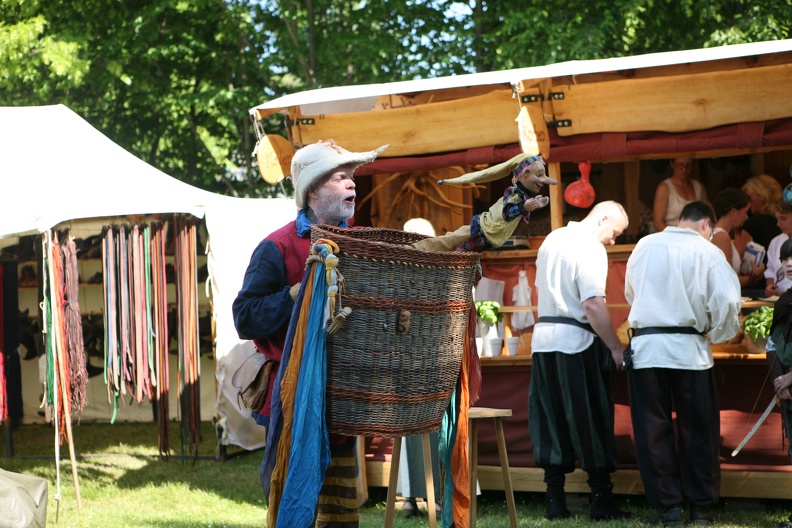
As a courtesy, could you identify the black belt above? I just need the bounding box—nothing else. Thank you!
[630,326,703,337]
[537,316,594,334]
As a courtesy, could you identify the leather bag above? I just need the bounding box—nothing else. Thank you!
[231,352,274,411]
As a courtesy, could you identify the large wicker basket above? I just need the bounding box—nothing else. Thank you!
[311,225,480,438]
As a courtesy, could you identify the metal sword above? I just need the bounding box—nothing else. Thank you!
[731,395,781,457]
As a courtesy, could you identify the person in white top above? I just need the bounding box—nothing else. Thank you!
[529,201,632,522]
[625,201,742,527]
[765,199,792,298]
[652,157,708,232]
[711,187,764,289]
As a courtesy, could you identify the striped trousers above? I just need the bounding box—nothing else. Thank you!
[316,436,359,528]
[628,367,720,508]
[528,341,619,475]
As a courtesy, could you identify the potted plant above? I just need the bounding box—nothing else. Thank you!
[743,306,773,354]
[475,300,503,355]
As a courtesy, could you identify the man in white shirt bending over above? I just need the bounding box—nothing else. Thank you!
[625,200,741,527]
[529,200,631,522]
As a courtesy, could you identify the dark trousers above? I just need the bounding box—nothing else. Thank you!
[528,341,619,477]
[628,367,721,508]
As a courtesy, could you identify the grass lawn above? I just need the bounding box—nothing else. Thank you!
[1,420,791,527]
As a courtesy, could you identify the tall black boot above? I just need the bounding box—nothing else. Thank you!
[544,468,571,520]
[546,487,571,520]
[588,473,633,521]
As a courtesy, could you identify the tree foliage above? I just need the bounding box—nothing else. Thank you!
[472,0,792,71]
[1,0,790,197]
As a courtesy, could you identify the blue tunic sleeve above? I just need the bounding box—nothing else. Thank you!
[232,240,295,340]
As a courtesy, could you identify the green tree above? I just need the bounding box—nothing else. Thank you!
[468,0,792,71]
[1,0,281,197]
[2,0,790,198]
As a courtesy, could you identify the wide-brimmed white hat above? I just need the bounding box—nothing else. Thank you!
[291,140,387,209]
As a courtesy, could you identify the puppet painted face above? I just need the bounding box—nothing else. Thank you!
[513,159,557,194]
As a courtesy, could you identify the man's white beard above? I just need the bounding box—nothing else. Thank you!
[314,195,354,225]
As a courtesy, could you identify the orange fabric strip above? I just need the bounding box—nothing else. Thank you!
[450,321,473,527]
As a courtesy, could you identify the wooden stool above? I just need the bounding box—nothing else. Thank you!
[384,433,437,528]
[468,407,518,528]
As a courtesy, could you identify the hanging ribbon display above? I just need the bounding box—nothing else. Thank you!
[102,226,120,420]
[174,214,201,460]
[150,221,171,459]
[42,230,83,512]
[0,264,6,423]
[100,218,195,459]
[103,222,169,452]
[62,235,89,413]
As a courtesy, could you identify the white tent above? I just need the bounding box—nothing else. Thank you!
[0,104,212,240]
[0,104,289,450]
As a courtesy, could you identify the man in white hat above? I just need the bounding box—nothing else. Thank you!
[233,139,386,527]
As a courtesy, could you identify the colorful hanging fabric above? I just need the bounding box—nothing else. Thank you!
[275,242,335,527]
[263,270,314,527]
[263,241,344,527]
[174,215,201,458]
[45,234,72,443]
[102,226,120,422]
[0,264,6,423]
[260,275,304,490]
[438,307,479,528]
[150,221,171,458]
[62,235,88,413]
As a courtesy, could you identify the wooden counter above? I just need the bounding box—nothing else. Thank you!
[365,347,791,499]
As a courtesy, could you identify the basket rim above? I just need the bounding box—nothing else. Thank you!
[311,224,481,265]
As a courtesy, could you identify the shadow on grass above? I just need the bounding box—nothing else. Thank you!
[5,422,792,527]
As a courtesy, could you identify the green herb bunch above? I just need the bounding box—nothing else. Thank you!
[743,306,773,340]
[475,300,503,325]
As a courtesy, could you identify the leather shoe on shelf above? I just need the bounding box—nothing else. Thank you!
[648,506,685,527]
[690,505,714,526]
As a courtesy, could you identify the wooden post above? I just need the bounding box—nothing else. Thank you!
[384,437,402,528]
[548,162,564,231]
[623,161,641,236]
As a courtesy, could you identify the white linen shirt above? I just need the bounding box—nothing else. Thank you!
[625,227,742,370]
[765,233,791,294]
[531,221,608,354]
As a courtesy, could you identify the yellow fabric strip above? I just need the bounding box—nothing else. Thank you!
[322,475,357,487]
[317,495,359,509]
[315,512,359,523]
